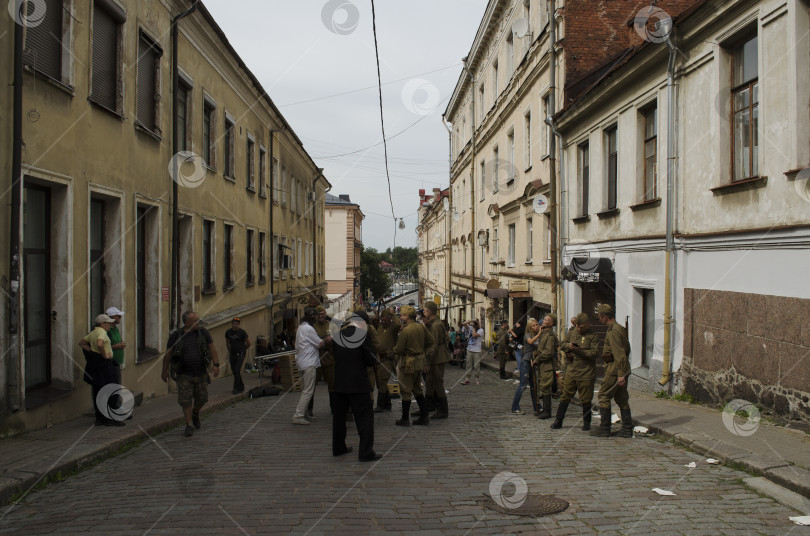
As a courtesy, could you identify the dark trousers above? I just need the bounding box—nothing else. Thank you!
[229,352,246,392]
[332,392,374,458]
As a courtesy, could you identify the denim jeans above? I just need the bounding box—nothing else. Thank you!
[511,355,538,412]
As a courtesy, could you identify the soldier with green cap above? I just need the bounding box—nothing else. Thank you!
[551,312,600,431]
[421,301,450,419]
[533,314,559,419]
[393,305,434,426]
[373,308,400,412]
[591,304,633,437]
[313,306,335,414]
[495,320,511,379]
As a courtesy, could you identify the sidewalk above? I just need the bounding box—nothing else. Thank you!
[480,355,810,500]
[0,370,272,505]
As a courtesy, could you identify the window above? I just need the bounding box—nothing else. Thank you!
[223,223,234,288]
[545,215,552,260]
[202,100,215,166]
[731,34,759,181]
[577,142,590,216]
[526,217,533,262]
[524,111,532,169]
[479,84,485,121]
[246,136,256,191]
[272,157,279,203]
[272,234,279,280]
[507,129,515,182]
[297,239,303,278]
[91,1,126,113]
[605,126,618,210]
[480,161,486,201]
[493,61,499,98]
[24,0,66,82]
[507,224,516,266]
[461,179,466,211]
[136,32,161,133]
[224,116,235,178]
[89,199,106,323]
[246,229,255,285]
[641,289,655,368]
[492,147,499,192]
[136,204,159,361]
[281,167,288,206]
[492,228,499,262]
[259,146,267,197]
[176,82,190,151]
[642,105,657,200]
[202,220,215,291]
[259,232,267,283]
[542,95,550,156]
[480,242,486,277]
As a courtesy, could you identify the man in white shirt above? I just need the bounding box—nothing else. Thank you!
[292,307,332,425]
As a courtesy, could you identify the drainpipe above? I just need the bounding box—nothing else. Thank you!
[441,115,452,323]
[170,0,199,330]
[547,0,559,321]
[546,117,566,339]
[461,57,476,324]
[7,11,25,412]
[661,30,679,387]
[312,168,323,295]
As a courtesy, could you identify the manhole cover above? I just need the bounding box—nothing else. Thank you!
[486,493,569,517]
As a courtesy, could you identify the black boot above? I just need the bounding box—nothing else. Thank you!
[427,395,437,412]
[373,392,386,413]
[590,407,612,437]
[499,368,507,379]
[412,395,430,425]
[431,397,449,420]
[538,396,552,419]
[395,400,411,426]
[581,405,592,431]
[384,391,393,410]
[328,392,335,415]
[550,401,569,429]
[617,408,633,438]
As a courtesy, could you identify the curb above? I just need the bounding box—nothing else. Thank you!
[0,391,249,506]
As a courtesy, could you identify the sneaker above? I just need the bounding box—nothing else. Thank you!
[184,425,194,437]
[192,412,201,430]
[512,409,525,415]
[291,417,310,425]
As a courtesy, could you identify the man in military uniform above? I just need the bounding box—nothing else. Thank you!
[496,320,511,379]
[422,301,450,420]
[533,314,559,419]
[551,313,600,431]
[313,306,335,414]
[591,304,633,437]
[393,305,434,426]
[373,309,400,412]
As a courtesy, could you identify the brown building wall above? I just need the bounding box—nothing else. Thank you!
[682,289,810,425]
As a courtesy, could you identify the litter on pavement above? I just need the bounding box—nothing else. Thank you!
[684,462,697,468]
[652,488,677,496]
[633,425,649,434]
[789,516,810,525]
[705,458,721,464]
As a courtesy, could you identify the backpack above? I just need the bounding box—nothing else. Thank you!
[168,329,211,380]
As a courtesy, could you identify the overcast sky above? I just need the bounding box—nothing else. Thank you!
[204,0,488,251]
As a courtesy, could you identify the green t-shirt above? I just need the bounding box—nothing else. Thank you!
[83,327,113,360]
[108,325,124,365]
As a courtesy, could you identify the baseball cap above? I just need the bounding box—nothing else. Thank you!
[95,313,116,325]
[105,307,124,317]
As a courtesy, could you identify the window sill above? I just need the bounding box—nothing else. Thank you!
[572,215,590,224]
[525,260,533,265]
[629,197,661,212]
[541,154,550,162]
[258,191,267,199]
[246,281,255,287]
[785,167,808,179]
[24,65,75,96]
[710,176,768,196]
[246,186,256,194]
[201,287,217,296]
[224,175,236,184]
[524,165,532,173]
[542,260,551,264]
[596,208,620,219]
[259,278,267,285]
[204,164,217,173]
[88,97,125,120]
[134,122,162,142]
[223,284,235,292]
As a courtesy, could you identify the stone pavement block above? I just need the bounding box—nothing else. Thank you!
[764,465,810,498]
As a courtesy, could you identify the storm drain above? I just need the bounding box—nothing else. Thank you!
[486,494,570,517]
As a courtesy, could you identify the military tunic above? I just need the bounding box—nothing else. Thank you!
[533,328,559,396]
[597,322,631,410]
[424,317,451,406]
[559,327,600,405]
[393,319,434,401]
[373,320,401,393]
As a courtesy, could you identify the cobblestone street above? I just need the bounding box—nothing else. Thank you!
[0,367,803,536]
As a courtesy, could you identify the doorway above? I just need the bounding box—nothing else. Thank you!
[23,185,51,391]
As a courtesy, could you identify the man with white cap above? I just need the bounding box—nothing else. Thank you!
[78,313,123,426]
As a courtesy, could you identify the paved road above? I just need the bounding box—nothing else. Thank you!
[0,364,803,536]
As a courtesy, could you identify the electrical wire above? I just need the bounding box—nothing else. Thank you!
[369,0,397,248]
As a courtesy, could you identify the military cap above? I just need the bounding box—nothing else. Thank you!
[576,313,590,324]
[380,309,394,318]
[597,304,613,315]
[315,305,326,313]
[424,301,438,313]
[400,305,416,317]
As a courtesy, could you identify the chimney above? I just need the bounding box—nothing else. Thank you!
[339,194,350,202]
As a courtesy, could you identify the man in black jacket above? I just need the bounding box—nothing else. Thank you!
[332,311,382,462]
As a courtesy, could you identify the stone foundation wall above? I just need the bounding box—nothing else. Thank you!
[682,289,810,425]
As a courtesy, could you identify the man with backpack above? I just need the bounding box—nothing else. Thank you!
[161,311,221,437]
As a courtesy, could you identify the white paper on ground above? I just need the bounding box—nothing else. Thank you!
[634,426,649,434]
[684,462,697,468]
[611,413,620,423]
[652,488,676,496]
[789,516,810,525]
[705,458,721,464]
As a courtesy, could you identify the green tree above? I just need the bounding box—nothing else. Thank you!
[383,246,418,275]
[360,247,391,302]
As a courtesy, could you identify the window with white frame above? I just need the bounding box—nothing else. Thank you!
[507,33,514,74]
[223,223,234,288]
[492,147,499,192]
[246,135,256,192]
[136,31,161,133]
[480,161,486,201]
[202,97,216,167]
[259,146,267,197]
[507,129,515,182]
[731,33,759,181]
[492,227,499,262]
[479,84,485,121]
[258,232,266,283]
[224,115,235,179]
[545,215,552,260]
[524,111,532,169]
[202,219,215,291]
[90,0,126,113]
[542,95,550,156]
[25,0,74,85]
[272,157,279,203]
[508,223,516,267]
[246,229,255,285]
[605,125,618,210]
[641,105,657,200]
[526,217,533,262]
[272,234,279,279]
[493,61,499,98]
[577,141,590,216]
